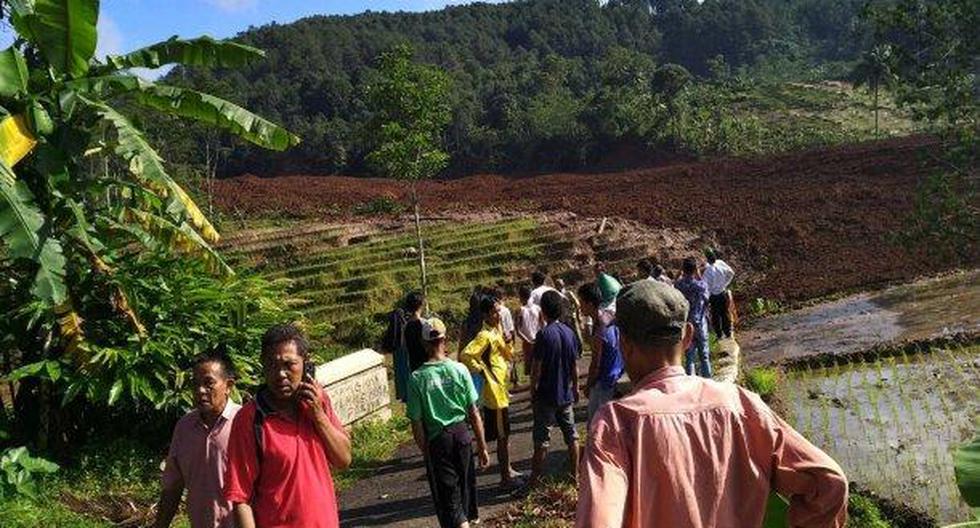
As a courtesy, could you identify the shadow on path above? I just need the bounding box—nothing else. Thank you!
[340,358,591,528]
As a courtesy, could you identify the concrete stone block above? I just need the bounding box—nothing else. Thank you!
[315,349,391,426]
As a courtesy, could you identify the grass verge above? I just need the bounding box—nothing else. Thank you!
[0,412,411,527]
[335,413,413,491]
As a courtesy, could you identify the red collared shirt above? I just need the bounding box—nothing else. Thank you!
[224,392,347,528]
[163,401,241,528]
[577,365,848,528]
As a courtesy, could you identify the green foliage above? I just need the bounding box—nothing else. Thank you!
[902,164,978,262]
[0,447,59,500]
[364,44,452,182]
[97,35,266,72]
[953,426,980,520]
[847,494,893,528]
[5,252,303,412]
[761,492,789,528]
[152,0,876,176]
[749,297,782,317]
[8,0,99,78]
[868,0,979,263]
[352,196,406,216]
[868,0,977,126]
[0,436,185,527]
[744,367,780,399]
[0,0,298,449]
[334,416,412,491]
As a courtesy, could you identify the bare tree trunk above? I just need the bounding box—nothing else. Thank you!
[411,183,429,313]
[874,83,880,137]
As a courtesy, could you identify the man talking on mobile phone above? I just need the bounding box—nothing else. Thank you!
[224,323,352,528]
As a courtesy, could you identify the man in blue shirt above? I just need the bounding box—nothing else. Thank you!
[528,290,580,488]
[674,257,712,377]
[577,282,625,424]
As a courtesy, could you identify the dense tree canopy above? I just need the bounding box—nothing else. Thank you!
[153,0,872,177]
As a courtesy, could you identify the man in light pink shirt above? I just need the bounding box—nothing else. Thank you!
[577,280,848,528]
[154,348,241,528]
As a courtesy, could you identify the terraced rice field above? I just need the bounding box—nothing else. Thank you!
[221,214,699,354]
[782,342,979,523]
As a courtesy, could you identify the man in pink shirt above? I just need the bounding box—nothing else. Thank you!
[577,280,848,528]
[154,348,241,528]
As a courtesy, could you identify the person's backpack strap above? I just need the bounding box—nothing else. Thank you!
[253,388,274,465]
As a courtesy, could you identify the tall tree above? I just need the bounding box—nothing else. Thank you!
[851,44,894,136]
[868,0,978,260]
[364,44,452,303]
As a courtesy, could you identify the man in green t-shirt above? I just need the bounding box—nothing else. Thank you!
[408,318,491,528]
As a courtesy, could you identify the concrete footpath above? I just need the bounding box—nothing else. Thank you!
[338,356,591,528]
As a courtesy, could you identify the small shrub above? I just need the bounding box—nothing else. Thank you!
[353,196,406,216]
[750,297,782,317]
[0,447,59,500]
[744,367,780,399]
[847,494,892,528]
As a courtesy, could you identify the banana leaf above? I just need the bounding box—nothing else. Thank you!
[0,159,68,305]
[136,84,301,151]
[96,35,264,72]
[91,101,221,243]
[954,426,980,520]
[10,0,99,78]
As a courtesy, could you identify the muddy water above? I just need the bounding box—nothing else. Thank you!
[741,270,980,366]
[784,346,979,523]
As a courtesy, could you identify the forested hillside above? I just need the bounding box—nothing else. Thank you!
[151,0,872,176]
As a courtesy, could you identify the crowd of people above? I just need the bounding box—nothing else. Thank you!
[152,249,849,528]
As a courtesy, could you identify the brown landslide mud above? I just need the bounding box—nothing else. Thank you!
[215,135,979,305]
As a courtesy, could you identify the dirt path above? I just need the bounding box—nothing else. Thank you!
[339,356,591,528]
[740,269,980,366]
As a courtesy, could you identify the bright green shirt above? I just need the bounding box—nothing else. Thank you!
[407,359,479,440]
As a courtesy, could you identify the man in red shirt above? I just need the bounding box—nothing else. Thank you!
[224,324,352,528]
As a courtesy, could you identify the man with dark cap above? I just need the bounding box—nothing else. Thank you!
[576,281,848,528]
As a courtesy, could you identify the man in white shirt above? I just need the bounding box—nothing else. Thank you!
[702,249,735,339]
[528,270,556,306]
[516,285,542,378]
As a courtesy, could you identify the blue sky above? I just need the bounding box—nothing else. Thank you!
[2,1,509,67]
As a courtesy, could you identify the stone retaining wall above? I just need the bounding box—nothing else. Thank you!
[315,349,391,426]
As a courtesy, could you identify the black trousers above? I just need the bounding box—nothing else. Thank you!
[709,292,733,339]
[425,421,478,528]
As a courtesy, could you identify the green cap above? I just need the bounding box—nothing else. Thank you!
[597,272,623,307]
[615,280,689,346]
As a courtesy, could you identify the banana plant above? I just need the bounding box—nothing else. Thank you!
[0,0,299,360]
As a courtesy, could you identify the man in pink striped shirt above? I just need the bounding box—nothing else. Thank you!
[577,280,848,528]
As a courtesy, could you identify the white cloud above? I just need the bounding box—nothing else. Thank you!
[207,0,258,12]
[96,14,125,58]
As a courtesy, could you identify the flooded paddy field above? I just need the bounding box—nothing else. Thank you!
[782,343,979,523]
[742,270,980,366]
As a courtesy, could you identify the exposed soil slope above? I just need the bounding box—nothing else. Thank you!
[215,136,976,304]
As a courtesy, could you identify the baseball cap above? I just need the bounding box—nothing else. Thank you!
[615,280,689,346]
[597,272,623,307]
[420,317,447,342]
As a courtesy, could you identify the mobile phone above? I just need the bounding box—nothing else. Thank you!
[303,361,316,383]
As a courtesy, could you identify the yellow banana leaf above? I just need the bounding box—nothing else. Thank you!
[54,301,85,357]
[0,114,37,167]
